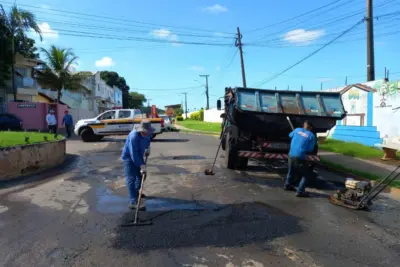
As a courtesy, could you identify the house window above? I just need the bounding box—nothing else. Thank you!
[15,67,28,77]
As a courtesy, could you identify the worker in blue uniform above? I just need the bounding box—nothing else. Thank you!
[284,121,316,197]
[121,120,154,209]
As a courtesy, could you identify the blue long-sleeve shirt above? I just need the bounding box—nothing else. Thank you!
[121,130,151,167]
[62,114,73,125]
[288,127,316,159]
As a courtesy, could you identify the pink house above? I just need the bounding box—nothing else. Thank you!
[8,102,68,130]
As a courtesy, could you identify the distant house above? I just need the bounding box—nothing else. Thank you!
[0,53,45,112]
[165,104,182,116]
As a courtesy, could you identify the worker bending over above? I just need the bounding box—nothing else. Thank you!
[284,121,316,197]
[121,120,154,209]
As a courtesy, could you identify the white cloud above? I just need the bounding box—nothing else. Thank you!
[150,28,182,46]
[151,29,171,38]
[29,22,58,44]
[40,4,51,9]
[190,66,205,72]
[39,22,59,39]
[318,78,334,83]
[95,57,115,67]
[214,32,232,37]
[203,4,228,14]
[283,29,325,44]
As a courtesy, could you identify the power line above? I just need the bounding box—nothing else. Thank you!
[132,86,203,91]
[0,1,234,34]
[248,0,396,44]
[244,0,343,33]
[34,18,235,40]
[252,19,365,87]
[38,29,234,47]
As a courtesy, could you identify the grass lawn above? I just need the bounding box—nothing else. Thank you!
[0,131,64,148]
[178,120,221,133]
[319,139,400,159]
[320,158,400,188]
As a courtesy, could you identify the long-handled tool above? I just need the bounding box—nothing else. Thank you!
[121,155,153,227]
[204,118,229,175]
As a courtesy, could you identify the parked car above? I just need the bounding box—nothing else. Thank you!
[74,109,164,142]
[0,113,23,131]
[160,115,172,131]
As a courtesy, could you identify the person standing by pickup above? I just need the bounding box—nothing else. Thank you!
[284,121,316,197]
[121,120,154,209]
[62,110,73,138]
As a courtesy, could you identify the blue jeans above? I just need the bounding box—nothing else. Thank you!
[285,157,310,193]
[123,160,142,204]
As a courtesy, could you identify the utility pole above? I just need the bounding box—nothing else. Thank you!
[183,93,188,119]
[320,82,323,91]
[345,76,348,85]
[301,85,303,91]
[366,0,375,81]
[199,74,210,110]
[236,27,247,88]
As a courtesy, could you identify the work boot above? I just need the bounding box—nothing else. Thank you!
[128,202,146,211]
[283,185,296,192]
[296,191,311,198]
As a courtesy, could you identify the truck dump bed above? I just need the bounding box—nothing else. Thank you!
[230,87,346,135]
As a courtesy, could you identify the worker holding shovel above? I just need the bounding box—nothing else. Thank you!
[121,120,154,210]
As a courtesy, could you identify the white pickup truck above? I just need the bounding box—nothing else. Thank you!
[74,109,164,142]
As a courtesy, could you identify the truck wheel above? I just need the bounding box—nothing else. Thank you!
[93,135,104,141]
[225,133,238,170]
[81,128,96,142]
[221,134,226,151]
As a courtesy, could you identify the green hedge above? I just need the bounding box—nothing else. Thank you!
[176,116,184,121]
[190,109,204,121]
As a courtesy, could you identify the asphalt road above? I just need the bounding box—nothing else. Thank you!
[0,132,400,267]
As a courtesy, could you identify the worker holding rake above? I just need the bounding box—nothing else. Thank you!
[121,120,154,210]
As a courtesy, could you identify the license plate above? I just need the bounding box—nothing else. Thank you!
[268,143,289,149]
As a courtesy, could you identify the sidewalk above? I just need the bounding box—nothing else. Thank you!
[319,150,400,178]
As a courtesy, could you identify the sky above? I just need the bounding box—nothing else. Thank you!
[1,0,399,111]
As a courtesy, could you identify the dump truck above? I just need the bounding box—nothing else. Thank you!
[216,87,346,170]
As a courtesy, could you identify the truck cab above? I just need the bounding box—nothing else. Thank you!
[74,109,164,142]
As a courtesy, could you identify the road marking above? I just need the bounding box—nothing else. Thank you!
[0,205,8,214]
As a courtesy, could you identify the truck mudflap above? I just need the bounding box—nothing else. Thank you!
[238,151,320,161]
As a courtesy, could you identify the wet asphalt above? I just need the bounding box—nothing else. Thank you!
[0,132,400,267]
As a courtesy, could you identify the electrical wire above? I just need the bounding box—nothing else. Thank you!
[248,0,397,44]
[37,29,234,47]
[244,0,344,33]
[0,1,234,35]
[252,19,365,87]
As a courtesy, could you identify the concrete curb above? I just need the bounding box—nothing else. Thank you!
[0,153,79,197]
[317,161,400,200]
[178,130,220,137]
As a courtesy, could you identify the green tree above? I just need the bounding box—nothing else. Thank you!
[1,4,42,101]
[175,106,184,116]
[14,33,39,59]
[128,91,146,108]
[100,71,130,108]
[35,46,90,102]
[0,12,12,86]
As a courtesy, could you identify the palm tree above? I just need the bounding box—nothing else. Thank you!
[36,46,90,102]
[0,4,42,101]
